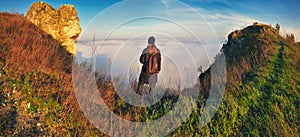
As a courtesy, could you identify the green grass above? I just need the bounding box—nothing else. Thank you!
[169,37,299,136]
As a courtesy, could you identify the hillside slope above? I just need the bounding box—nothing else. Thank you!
[171,23,300,136]
[0,13,102,136]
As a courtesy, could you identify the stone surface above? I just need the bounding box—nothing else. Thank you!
[25,2,81,55]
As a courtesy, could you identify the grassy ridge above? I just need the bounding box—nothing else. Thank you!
[170,24,300,136]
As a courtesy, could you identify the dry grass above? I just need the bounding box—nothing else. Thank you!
[0,12,104,136]
[0,12,72,75]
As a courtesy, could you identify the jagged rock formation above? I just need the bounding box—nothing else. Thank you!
[25,1,81,55]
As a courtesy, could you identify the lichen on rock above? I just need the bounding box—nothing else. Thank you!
[25,1,81,55]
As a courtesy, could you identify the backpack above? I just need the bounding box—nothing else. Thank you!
[147,53,159,74]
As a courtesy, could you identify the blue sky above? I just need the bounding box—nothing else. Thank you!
[1,0,300,41]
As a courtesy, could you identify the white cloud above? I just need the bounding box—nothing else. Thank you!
[281,27,300,42]
[161,0,170,8]
[158,5,259,41]
[204,12,259,39]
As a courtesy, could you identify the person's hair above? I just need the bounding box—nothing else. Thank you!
[148,36,155,44]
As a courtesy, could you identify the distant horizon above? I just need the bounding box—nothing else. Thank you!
[76,37,227,43]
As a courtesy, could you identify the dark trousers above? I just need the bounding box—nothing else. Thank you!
[137,72,157,95]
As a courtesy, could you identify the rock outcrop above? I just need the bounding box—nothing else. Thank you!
[25,2,81,55]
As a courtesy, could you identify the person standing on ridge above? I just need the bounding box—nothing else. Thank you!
[137,36,161,95]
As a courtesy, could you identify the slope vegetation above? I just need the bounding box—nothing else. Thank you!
[171,23,300,136]
[0,13,103,136]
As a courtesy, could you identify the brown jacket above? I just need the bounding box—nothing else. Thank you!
[139,44,161,73]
